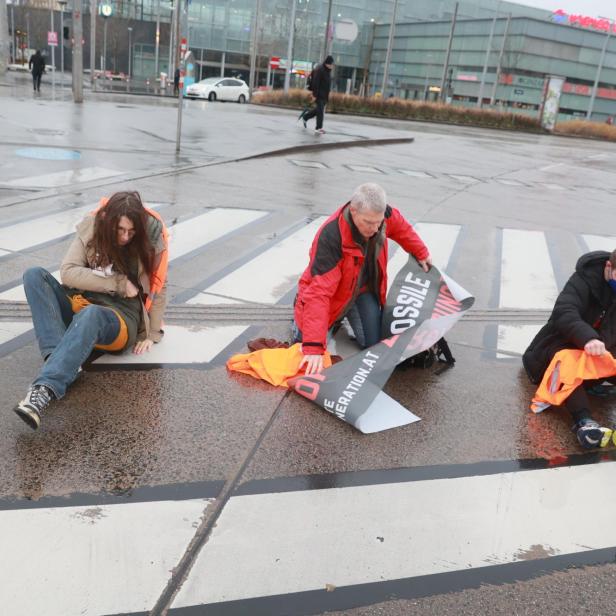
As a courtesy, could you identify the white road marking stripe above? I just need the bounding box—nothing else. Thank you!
[582,233,616,253]
[387,223,461,291]
[0,269,61,302]
[0,208,267,303]
[347,164,382,174]
[167,208,268,261]
[0,321,33,345]
[187,218,326,306]
[0,202,163,255]
[173,461,616,607]
[499,229,558,309]
[3,167,125,188]
[496,324,542,358]
[93,324,248,365]
[447,174,479,184]
[1,499,210,616]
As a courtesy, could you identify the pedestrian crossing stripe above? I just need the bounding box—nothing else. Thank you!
[185,217,326,306]
[92,324,250,367]
[0,207,270,303]
[496,324,542,359]
[582,233,616,253]
[3,456,616,615]
[0,498,211,616]
[2,167,125,189]
[499,229,559,310]
[0,202,166,260]
[171,460,616,610]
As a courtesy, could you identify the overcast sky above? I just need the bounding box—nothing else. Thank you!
[519,0,615,19]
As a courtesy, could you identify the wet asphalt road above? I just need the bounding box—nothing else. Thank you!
[2,68,616,615]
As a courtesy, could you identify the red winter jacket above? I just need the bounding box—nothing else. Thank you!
[294,203,429,354]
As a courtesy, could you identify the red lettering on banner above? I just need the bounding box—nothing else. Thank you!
[381,335,400,349]
[431,284,463,319]
[293,373,325,401]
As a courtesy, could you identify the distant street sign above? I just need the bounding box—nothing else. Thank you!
[180,37,187,52]
[47,31,58,46]
[270,56,280,69]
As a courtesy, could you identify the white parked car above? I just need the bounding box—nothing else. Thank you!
[185,77,250,103]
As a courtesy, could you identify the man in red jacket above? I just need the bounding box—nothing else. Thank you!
[293,183,431,374]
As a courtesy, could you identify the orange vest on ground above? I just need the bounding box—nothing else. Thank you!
[95,197,169,313]
[530,349,616,413]
[227,343,333,388]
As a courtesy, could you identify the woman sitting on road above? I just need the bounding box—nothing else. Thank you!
[13,191,168,430]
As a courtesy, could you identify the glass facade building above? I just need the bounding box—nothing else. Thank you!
[123,0,550,88]
[370,13,616,121]
[12,0,616,120]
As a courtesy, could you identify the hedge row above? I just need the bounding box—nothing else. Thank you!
[553,119,616,142]
[252,89,543,132]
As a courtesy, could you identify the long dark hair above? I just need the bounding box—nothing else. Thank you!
[88,191,155,278]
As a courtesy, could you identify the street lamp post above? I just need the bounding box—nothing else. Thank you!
[127,26,132,79]
[587,19,613,121]
[49,0,56,94]
[58,0,67,93]
[100,3,112,76]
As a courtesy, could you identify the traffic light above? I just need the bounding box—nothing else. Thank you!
[63,26,69,40]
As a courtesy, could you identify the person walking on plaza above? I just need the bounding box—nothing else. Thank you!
[13,191,168,430]
[28,50,45,93]
[299,55,334,134]
[292,183,432,375]
[523,250,616,449]
[174,67,181,96]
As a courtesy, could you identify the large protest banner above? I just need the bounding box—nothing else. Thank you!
[289,257,474,433]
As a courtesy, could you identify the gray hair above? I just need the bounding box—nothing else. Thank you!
[350,183,387,213]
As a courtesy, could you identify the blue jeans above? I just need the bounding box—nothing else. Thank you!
[293,291,382,349]
[23,267,121,399]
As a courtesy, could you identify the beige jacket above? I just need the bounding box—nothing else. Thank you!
[60,214,167,343]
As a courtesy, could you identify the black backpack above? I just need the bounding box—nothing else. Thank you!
[397,338,456,374]
[306,68,315,91]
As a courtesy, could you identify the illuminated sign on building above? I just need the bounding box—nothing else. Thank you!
[551,9,616,33]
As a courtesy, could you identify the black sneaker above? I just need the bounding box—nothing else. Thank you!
[13,385,55,430]
[587,383,616,397]
[575,419,612,449]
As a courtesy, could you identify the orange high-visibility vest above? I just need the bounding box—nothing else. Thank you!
[96,197,169,313]
[227,343,334,387]
[530,349,616,413]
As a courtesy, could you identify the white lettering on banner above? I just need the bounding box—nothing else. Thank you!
[390,272,432,334]
[330,351,380,420]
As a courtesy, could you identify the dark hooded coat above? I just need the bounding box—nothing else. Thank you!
[523,251,616,383]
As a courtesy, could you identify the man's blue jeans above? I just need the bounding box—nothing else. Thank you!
[23,267,121,399]
[293,291,382,349]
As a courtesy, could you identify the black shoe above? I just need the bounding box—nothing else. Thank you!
[587,383,616,397]
[574,419,612,449]
[13,385,55,430]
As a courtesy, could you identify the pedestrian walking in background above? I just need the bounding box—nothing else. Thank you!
[29,50,45,93]
[12,192,168,430]
[299,55,334,134]
[174,67,181,96]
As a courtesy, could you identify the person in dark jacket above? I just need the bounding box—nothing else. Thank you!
[299,55,334,134]
[29,50,46,93]
[523,250,616,448]
[174,67,181,96]
[293,183,431,375]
